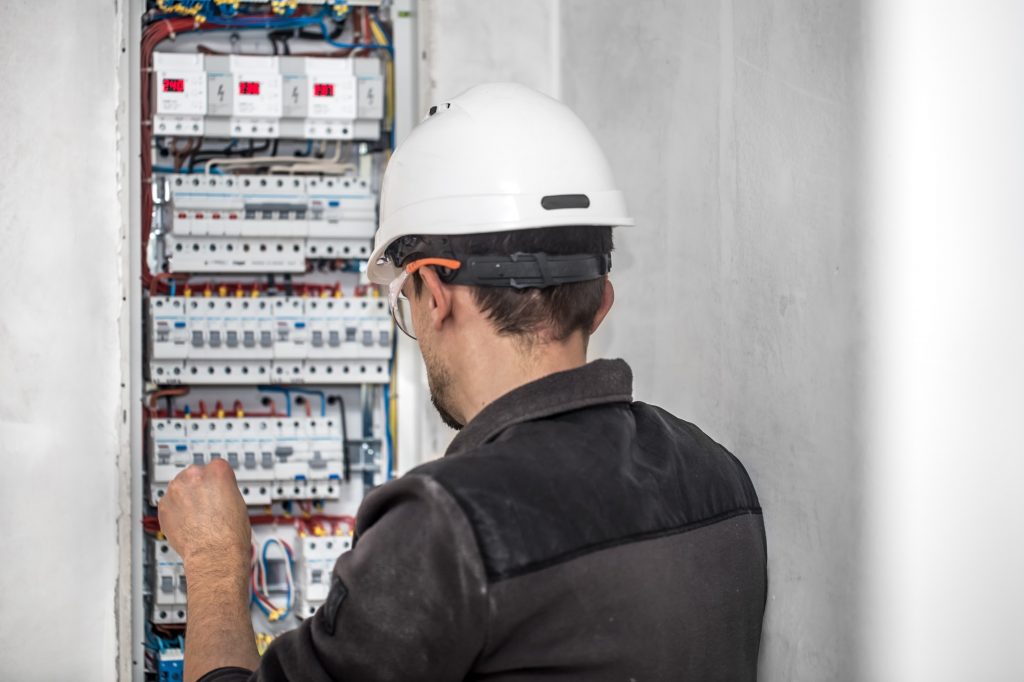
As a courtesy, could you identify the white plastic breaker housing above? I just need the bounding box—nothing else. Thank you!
[148,416,345,506]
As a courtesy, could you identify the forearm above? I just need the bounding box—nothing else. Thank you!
[183,558,260,682]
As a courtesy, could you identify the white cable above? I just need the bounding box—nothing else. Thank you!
[205,140,347,175]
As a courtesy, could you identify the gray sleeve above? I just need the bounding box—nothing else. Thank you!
[251,474,489,682]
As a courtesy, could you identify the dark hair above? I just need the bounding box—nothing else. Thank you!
[413,226,614,342]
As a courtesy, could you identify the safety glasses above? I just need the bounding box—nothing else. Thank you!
[387,258,461,339]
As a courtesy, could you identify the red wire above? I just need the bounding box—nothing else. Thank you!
[142,18,201,286]
[143,514,354,535]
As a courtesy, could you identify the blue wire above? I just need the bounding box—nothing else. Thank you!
[289,388,327,417]
[258,386,292,417]
[260,538,294,619]
[383,384,389,474]
[317,19,394,53]
[383,326,398,481]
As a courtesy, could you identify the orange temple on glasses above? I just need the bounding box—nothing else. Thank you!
[405,258,462,274]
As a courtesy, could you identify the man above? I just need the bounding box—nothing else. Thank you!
[159,83,767,682]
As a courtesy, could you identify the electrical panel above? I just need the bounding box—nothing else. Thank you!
[138,2,406,677]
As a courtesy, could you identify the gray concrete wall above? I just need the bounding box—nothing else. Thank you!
[562,3,864,679]
[424,0,865,678]
[403,0,563,466]
[0,3,125,679]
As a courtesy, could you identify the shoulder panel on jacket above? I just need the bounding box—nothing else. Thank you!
[409,402,762,581]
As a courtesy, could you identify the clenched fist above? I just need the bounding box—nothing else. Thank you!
[158,458,252,574]
[158,459,261,679]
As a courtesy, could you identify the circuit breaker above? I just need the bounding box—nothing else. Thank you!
[137,2,406,677]
[295,532,354,618]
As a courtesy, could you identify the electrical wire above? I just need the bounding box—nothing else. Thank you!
[253,537,294,622]
[328,393,350,481]
[382,383,393,481]
[203,139,353,175]
[147,386,190,414]
[258,386,293,417]
[288,388,327,417]
[295,395,313,418]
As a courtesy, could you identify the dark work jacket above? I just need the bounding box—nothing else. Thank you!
[201,359,767,682]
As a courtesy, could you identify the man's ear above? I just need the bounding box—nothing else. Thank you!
[418,266,454,332]
[590,277,615,333]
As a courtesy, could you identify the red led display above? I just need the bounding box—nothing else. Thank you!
[313,83,335,97]
[162,78,185,93]
[238,81,261,96]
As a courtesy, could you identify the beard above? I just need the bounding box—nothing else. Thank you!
[422,343,464,431]
[431,392,464,431]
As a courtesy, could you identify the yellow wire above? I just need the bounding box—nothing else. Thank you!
[369,17,389,47]
[384,57,395,135]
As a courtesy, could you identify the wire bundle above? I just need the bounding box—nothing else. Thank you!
[251,537,295,622]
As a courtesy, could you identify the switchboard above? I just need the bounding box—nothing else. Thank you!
[136,2,409,676]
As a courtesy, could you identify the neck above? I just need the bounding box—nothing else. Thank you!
[453,333,588,426]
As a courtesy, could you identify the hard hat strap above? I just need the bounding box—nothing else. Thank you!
[446,252,611,289]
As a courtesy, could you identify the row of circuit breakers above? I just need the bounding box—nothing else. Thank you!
[151,532,353,625]
[153,53,385,139]
[147,294,391,383]
[158,173,376,273]
[149,415,358,506]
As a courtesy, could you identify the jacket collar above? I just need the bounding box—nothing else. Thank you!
[446,358,634,456]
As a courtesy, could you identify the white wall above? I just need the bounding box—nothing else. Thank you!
[420,0,560,103]
[0,2,126,680]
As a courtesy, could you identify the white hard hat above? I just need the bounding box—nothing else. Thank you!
[366,82,634,284]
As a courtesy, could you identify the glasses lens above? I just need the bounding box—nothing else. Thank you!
[394,293,416,339]
[387,270,416,340]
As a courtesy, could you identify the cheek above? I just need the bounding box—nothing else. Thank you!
[411,296,430,339]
